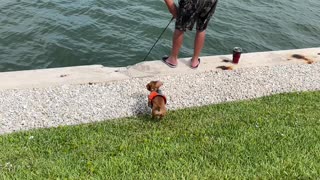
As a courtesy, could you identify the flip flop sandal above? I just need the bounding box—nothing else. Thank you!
[191,58,201,69]
[162,56,177,68]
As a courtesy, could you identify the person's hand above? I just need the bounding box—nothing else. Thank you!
[164,0,178,19]
[169,4,178,19]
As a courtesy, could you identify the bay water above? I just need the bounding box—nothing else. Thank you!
[0,0,319,72]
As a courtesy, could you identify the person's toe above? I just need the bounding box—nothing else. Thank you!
[191,58,199,67]
[190,58,200,69]
[162,56,177,68]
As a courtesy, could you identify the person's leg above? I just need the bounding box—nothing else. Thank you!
[165,29,184,66]
[191,0,218,68]
[163,0,196,67]
[191,30,206,67]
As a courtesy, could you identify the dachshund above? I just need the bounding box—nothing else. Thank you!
[146,81,167,119]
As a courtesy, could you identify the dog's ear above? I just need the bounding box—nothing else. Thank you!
[146,83,151,91]
[155,81,163,88]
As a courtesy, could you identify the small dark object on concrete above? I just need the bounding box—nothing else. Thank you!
[60,74,68,78]
[292,54,314,64]
[217,66,233,70]
[222,59,231,63]
[292,54,307,60]
[307,61,314,64]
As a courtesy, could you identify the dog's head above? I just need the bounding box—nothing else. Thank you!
[146,81,163,92]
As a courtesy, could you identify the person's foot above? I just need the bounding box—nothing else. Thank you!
[162,56,178,68]
[191,58,200,69]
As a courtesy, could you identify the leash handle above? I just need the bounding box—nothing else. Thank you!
[142,17,174,62]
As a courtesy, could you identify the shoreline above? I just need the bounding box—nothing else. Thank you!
[0,47,320,134]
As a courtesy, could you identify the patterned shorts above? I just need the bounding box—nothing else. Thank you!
[175,0,218,31]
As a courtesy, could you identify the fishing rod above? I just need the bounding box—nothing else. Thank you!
[142,17,174,62]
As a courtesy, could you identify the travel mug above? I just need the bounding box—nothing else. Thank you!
[232,47,242,64]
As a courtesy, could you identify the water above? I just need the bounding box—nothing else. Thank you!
[1,0,319,72]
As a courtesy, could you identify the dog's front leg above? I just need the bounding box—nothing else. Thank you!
[148,100,152,108]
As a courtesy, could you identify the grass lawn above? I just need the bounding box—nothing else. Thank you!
[1,91,320,179]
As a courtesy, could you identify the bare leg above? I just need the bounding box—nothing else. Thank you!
[191,30,206,67]
[165,29,184,66]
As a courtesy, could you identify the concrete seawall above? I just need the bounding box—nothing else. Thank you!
[1,47,319,90]
[0,47,320,134]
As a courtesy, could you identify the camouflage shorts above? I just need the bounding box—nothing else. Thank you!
[175,0,218,31]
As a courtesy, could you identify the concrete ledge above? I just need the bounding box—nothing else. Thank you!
[125,47,320,78]
[1,47,320,134]
[0,47,319,90]
[0,65,128,90]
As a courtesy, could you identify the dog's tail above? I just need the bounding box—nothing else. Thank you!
[153,107,164,118]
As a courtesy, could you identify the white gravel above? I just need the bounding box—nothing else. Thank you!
[1,63,320,135]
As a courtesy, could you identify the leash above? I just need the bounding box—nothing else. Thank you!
[142,17,174,62]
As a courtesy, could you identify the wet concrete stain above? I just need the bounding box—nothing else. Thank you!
[292,54,307,60]
[217,66,233,70]
[291,54,314,64]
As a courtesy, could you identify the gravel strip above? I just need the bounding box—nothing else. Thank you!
[1,63,320,135]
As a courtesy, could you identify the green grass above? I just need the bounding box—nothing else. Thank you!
[1,91,320,179]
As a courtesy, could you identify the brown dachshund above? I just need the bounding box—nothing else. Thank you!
[146,81,167,119]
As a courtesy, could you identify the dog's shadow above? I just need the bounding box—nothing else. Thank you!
[131,92,154,121]
[131,93,149,115]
